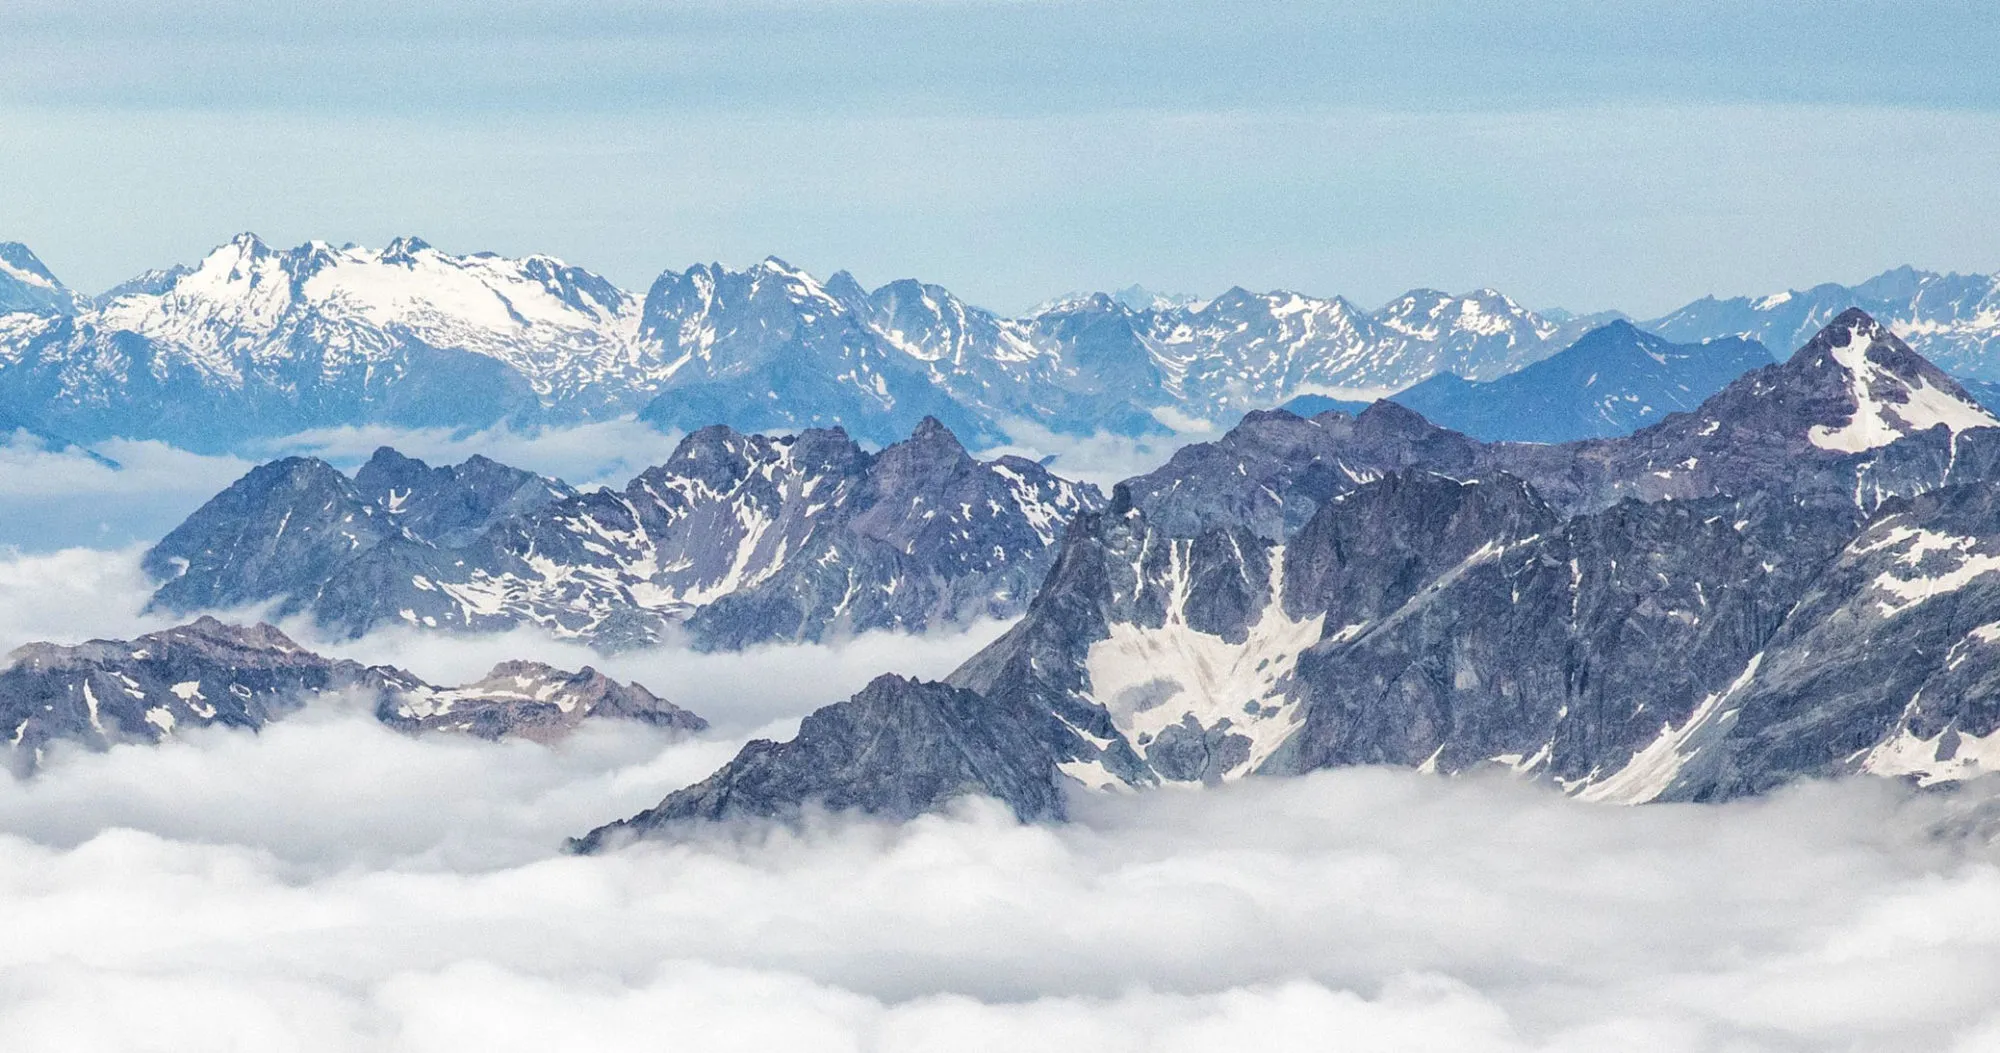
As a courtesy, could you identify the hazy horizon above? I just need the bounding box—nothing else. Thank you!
[5,1,1999,316]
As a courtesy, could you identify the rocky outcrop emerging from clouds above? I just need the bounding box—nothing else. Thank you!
[145,417,1102,650]
[580,310,2000,843]
[1,617,701,770]
[375,659,705,744]
[570,674,1069,851]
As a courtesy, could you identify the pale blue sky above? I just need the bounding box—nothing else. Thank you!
[3,0,1998,315]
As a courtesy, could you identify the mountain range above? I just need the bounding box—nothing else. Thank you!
[577,309,2000,845]
[2,616,702,771]
[144,418,1101,649]
[1649,265,2000,381]
[1378,323,1777,442]
[9,234,1999,450]
[26,302,2000,835]
[1281,322,1780,442]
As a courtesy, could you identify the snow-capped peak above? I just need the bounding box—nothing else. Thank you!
[89,235,641,391]
[0,244,60,291]
[1802,309,1998,452]
[0,241,86,317]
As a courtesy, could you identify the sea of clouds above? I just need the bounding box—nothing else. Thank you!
[4,720,2000,1051]
[5,425,2000,1049]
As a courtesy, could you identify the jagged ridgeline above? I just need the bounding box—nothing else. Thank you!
[579,310,2000,847]
[143,418,1102,649]
[6,234,2000,450]
[1,617,703,771]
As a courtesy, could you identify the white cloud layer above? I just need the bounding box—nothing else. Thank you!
[975,418,1191,492]
[3,723,2000,1051]
[0,437,253,551]
[0,544,181,655]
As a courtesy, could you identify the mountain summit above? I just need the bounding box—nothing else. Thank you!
[0,243,84,317]
[1782,307,1997,452]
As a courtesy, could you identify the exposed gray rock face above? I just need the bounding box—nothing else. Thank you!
[145,457,410,616]
[351,447,579,548]
[1,618,702,771]
[571,674,1068,851]
[1260,482,1860,791]
[145,418,1101,650]
[1,617,389,767]
[1123,401,1481,540]
[577,310,2000,844]
[926,471,1855,797]
[1656,482,2000,801]
[376,660,704,743]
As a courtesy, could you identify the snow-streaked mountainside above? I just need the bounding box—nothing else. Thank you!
[145,418,1102,650]
[1647,266,2000,381]
[6,234,1998,458]
[582,310,2000,842]
[0,234,1640,449]
[0,616,701,769]
[0,243,86,317]
[1380,322,1775,443]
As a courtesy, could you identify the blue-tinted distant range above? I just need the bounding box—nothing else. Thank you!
[5,233,2000,452]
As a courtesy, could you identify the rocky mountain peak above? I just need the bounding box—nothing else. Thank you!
[249,455,355,496]
[1782,308,1996,452]
[155,615,304,654]
[349,446,573,546]
[354,446,427,485]
[1351,398,1447,438]
[882,415,971,466]
[823,269,870,309]
[225,231,270,256]
[381,235,432,262]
